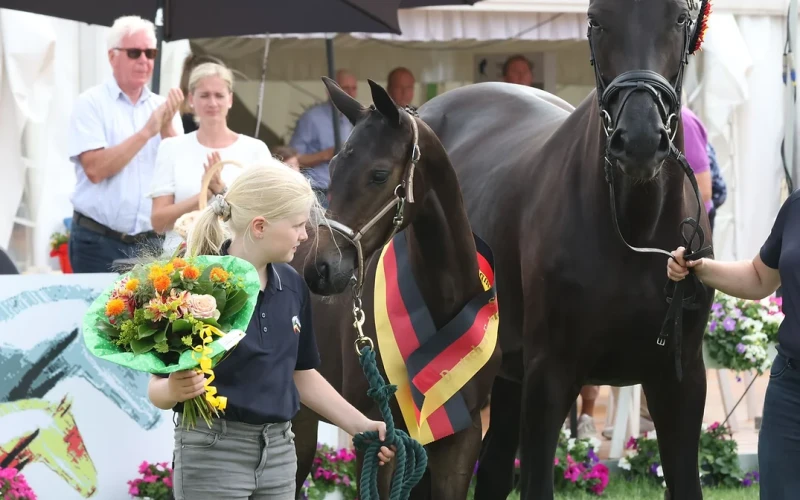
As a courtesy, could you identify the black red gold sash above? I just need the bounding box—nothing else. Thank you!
[373,231,498,445]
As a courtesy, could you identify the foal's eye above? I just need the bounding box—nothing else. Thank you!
[370,170,389,184]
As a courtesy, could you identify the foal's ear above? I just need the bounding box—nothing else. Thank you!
[322,76,363,126]
[368,79,400,126]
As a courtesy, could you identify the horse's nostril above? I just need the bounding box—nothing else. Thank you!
[608,128,626,157]
[317,261,329,279]
[658,129,670,154]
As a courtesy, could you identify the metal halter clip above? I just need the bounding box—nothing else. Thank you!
[352,305,374,356]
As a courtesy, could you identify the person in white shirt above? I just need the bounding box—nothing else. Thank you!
[67,15,184,273]
[149,62,271,254]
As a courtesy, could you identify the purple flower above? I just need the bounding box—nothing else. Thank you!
[587,448,599,463]
[723,317,736,332]
[731,307,742,318]
[650,463,660,476]
[736,343,747,354]
[709,320,718,331]
[742,477,752,487]
[711,303,722,311]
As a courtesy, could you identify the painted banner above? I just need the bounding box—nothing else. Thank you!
[0,273,174,499]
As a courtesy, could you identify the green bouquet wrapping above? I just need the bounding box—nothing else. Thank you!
[82,254,261,428]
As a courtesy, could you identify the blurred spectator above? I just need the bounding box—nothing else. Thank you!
[502,55,534,86]
[387,67,415,108]
[273,145,301,172]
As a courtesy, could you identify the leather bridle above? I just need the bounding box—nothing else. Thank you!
[321,107,421,355]
[587,3,713,380]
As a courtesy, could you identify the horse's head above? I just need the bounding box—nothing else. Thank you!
[588,0,709,178]
[304,77,421,296]
[38,395,97,497]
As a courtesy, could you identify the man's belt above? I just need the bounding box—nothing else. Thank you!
[73,212,159,245]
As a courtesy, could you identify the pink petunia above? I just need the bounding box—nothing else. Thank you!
[138,461,150,474]
[164,476,173,488]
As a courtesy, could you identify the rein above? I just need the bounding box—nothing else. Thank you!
[588,7,713,380]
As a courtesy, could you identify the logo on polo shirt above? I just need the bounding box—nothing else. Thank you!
[292,316,301,334]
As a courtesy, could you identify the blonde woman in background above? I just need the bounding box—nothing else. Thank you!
[149,162,394,499]
[149,62,271,254]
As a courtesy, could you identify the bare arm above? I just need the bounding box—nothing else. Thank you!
[297,148,335,169]
[294,369,369,436]
[151,194,201,234]
[79,130,153,183]
[668,248,781,300]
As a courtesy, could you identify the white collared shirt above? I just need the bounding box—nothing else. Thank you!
[67,77,184,235]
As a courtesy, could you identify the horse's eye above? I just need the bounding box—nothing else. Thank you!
[677,13,689,25]
[370,170,389,184]
[588,18,601,29]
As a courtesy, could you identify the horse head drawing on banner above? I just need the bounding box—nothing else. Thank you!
[0,285,162,429]
[0,395,97,497]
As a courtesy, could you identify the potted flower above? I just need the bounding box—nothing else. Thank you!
[300,444,357,500]
[618,423,758,488]
[703,291,783,374]
[0,467,36,499]
[128,461,173,500]
[49,231,72,273]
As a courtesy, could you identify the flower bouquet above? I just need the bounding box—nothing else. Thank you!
[0,467,36,500]
[128,461,174,500]
[703,291,784,374]
[82,255,260,428]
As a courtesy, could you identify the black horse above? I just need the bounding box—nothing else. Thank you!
[417,0,714,498]
[292,79,501,499]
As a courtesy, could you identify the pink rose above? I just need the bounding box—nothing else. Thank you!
[187,294,219,320]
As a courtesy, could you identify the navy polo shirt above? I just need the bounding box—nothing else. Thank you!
[160,241,320,424]
[760,189,800,360]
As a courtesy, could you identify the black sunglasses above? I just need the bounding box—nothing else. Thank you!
[115,48,158,60]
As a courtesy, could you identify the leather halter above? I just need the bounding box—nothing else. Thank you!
[324,107,421,301]
[587,9,713,380]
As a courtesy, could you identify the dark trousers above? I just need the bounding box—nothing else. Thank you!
[758,351,800,499]
[69,222,161,274]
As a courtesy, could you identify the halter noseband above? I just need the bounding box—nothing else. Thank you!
[323,107,421,301]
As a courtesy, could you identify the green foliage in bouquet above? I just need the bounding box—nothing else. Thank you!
[82,255,260,427]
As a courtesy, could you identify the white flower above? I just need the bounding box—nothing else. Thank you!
[567,438,576,451]
[645,430,657,440]
[561,427,571,440]
[701,423,709,431]
[618,457,631,470]
[699,469,705,477]
[588,437,601,451]
[662,480,667,488]
[657,465,664,477]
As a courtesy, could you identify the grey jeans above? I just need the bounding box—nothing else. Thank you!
[173,419,297,500]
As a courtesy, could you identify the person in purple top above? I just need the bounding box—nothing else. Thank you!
[681,106,713,215]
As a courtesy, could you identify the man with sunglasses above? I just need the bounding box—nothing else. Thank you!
[67,15,184,273]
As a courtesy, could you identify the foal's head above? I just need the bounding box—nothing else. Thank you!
[304,78,421,295]
[588,0,709,178]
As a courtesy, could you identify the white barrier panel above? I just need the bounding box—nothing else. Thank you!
[0,273,174,499]
[0,273,342,499]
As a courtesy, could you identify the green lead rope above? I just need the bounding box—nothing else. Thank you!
[352,346,427,500]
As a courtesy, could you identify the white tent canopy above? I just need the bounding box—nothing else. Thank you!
[0,0,795,274]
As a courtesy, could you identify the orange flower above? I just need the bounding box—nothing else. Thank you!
[182,266,200,281]
[171,258,187,269]
[148,265,165,281]
[153,274,171,293]
[125,278,140,292]
[209,268,229,283]
[105,298,125,317]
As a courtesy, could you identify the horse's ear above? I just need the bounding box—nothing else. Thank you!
[368,79,400,126]
[322,76,363,126]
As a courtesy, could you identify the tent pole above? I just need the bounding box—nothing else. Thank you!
[151,0,165,95]
[326,35,342,152]
[254,34,271,139]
